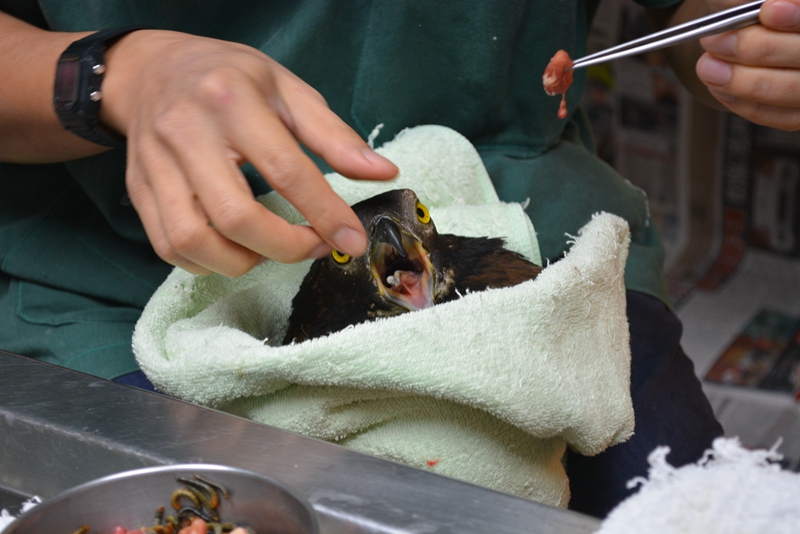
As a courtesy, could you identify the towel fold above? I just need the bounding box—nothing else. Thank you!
[133,125,634,506]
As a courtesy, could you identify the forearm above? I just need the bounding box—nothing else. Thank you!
[0,11,103,163]
[648,0,727,110]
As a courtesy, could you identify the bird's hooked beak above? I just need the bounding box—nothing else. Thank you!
[369,216,435,311]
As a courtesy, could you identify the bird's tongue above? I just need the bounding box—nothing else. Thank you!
[387,270,430,310]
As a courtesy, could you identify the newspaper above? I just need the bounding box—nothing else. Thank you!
[677,116,800,469]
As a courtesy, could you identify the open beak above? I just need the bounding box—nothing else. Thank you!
[369,217,434,311]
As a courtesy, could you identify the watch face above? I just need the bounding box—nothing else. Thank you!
[54,56,81,107]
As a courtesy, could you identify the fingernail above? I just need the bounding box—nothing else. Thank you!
[764,0,800,27]
[362,148,399,179]
[708,88,735,103]
[361,148,398,172]
[332,227,366,256]
[701,33,737,56]
[696,56,732,86]
[309,242,331,259]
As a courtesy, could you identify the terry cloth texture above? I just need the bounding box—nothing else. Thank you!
[133,125,634,506]
[598,437,800,534]
[566,289,724,518]
[0,496,41,533]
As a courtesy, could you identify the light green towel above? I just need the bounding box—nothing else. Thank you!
[133,125,633,507]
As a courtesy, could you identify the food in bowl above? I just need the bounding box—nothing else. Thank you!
[5,464,317,534]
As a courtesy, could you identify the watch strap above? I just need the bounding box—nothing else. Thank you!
[54,26,151,148]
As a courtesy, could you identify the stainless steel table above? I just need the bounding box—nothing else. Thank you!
[0,350,600,533]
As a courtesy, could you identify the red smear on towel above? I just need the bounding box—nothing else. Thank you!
[427,459,440,467]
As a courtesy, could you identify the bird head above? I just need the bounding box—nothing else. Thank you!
[329,189,437,312]
[285,188,541,343]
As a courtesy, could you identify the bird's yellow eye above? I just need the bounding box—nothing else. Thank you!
[415,201,431,224]
[331,250,351,264]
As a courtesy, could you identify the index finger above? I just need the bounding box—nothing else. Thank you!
[701,24,800,68]
[267,62,399,182]
[760,0,800,31]
[240,115,369,257]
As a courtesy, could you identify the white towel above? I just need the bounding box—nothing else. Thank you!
[598,437,800,534]
[133,125,634,506]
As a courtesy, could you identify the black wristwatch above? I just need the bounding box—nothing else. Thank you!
[53,27,150,148]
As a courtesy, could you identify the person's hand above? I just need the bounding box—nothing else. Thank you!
[696,0,800,130]
[100,30,398,277]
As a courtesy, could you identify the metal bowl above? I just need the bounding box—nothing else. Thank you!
[4,464,318,534]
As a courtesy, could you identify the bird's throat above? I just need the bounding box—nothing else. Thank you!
[370,231,435,312]
[385,265,432,311]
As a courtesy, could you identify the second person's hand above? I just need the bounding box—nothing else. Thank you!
[696,0,800,130]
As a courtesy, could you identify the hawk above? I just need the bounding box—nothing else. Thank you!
[284,189,542,343]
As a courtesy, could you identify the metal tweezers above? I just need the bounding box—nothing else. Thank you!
[569,0,765,70]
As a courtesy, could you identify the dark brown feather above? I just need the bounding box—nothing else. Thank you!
[434,234,543,303]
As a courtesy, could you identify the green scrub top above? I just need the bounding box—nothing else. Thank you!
[0,0,681,379]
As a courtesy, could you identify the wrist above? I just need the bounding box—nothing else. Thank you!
[53,27,151,147]
[99,29,167,139]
